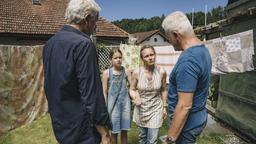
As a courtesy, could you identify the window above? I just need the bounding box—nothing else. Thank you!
[32,0,41,5]
[154,38,158,42]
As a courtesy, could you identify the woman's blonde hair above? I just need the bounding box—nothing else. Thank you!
[140,45,156,59]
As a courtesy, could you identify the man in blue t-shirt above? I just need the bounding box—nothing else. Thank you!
[162,11,212,144]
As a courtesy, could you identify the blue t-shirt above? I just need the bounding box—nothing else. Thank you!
[168,44,212,131]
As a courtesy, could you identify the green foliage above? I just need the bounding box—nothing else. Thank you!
[187,6,225,27]
[187,11,205,27]
[112,7,225,33]
[209,6,225,23]
[96,43,106,52]
[112,15,165,33]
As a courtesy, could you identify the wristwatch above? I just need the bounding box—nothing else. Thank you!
[166,136,175,144]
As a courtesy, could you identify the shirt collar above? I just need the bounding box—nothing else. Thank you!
[60,25,91,39]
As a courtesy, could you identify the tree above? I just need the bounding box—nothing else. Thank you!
[112,6,225,33]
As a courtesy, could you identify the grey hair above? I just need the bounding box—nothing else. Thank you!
[65,0,101,24]
[162,11,194,36]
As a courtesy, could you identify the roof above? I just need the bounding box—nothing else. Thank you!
[96,17,129,38]
[130,29,168,44]
[0,0,68,35]
[0,0,128,38]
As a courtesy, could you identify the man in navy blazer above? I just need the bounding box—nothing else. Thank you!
[43,0,112,143]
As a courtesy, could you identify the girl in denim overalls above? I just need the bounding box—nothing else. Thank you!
[102,48,132,144]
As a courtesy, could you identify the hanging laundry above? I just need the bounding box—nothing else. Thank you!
[205,30,254,74]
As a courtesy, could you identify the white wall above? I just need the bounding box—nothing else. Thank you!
[154,45,182,83]
[141,34,170,46]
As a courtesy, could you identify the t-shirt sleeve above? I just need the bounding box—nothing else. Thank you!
[176,60,200,92]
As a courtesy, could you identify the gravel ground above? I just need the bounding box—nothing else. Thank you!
[203,115,249,144]
[221,134,248,144]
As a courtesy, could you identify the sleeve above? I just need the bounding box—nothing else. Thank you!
[74,40,111,128]
[176,60,200,92]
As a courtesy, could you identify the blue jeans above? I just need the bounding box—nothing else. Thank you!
[176,122,206,144]
[138,126,159,144]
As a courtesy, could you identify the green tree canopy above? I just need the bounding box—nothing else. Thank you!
[112,6,225,33]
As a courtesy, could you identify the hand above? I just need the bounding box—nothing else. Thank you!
[160,135,175,144]
[163,108,167,119]
[95,125,112,144]
[101,133,112,144]
[166,136,175,144]
[134,95,142,106]
[159,135,168,144]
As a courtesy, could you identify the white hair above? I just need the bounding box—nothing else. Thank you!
[162,11,194,36]
[65,0,101,24]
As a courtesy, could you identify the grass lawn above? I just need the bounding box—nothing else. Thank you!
[0,114,226,144]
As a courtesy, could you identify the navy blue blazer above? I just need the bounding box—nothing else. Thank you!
[43,25,111,144]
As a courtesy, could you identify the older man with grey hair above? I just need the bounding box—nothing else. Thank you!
[43,0,112,143]
[161,11,212,144]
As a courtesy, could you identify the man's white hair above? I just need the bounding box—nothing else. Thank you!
[65,0,101,24]
[162,11,194,36]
